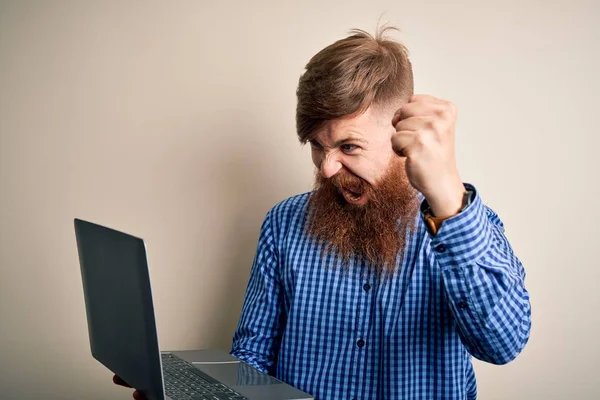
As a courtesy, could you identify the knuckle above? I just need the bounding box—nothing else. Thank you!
[415,132,429,146]
[447,101,457,114]
[433,121,444,133]
[436,107,450,119]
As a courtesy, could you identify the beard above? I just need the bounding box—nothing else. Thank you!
[306,157,420,274]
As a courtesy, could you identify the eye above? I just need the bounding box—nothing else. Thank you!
[340,144,359,153]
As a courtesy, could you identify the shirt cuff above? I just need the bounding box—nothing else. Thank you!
[420,184,493,269]
[423,213,450,236]
[420,185,473,235]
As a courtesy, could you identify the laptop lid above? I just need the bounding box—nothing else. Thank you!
[74,218,166,400]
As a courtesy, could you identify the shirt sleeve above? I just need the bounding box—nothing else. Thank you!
[421,183,532,365]
[230,211,284,375]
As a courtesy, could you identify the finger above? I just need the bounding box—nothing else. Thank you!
[391,130,416,157]
[133,390,148,400]
[395,116,435,133]
[393,102,446,125]
[391,108,403,126]
[113,375,132,388]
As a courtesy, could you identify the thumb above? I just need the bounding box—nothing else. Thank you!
[133,390,148,400]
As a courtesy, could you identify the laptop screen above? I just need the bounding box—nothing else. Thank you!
[75,219,165,400]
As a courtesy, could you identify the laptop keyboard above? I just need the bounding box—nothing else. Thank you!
[161,353,248,400]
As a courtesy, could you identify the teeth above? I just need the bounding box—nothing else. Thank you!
[344,189,361,201]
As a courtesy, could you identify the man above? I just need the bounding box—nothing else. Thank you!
[117,26,531,400]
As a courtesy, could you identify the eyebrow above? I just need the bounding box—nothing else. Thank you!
[312,136,368,148]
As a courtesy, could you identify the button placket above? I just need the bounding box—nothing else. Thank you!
[353,259,371,398]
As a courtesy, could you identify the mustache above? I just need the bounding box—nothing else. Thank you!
[317,170,386,206]
[331,172,364,192]
[317,170,367,193]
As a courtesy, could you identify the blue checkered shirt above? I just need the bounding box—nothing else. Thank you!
[231,184,531,400]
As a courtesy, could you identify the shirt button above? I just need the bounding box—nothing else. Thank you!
[363,283,371,292]
[356,339,365,348]
[434,244,447,253]
[457,301,468,309]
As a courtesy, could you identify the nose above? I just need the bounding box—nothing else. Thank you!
[319,153,343,179]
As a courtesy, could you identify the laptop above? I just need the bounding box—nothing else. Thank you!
[74,218,313,400]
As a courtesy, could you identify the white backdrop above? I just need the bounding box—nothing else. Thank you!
[1,1,598,398]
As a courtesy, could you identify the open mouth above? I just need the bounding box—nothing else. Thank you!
[340,187,367,205]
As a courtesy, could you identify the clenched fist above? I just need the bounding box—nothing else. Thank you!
[391,94,466,218]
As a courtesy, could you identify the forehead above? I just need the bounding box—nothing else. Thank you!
[313,107,384,144]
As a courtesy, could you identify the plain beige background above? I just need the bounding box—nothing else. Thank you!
[1,0,598,399]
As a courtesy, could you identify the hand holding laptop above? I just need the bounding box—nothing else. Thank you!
[113,374,148,400]
[75,219,312,400]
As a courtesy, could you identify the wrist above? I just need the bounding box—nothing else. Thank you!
[425,181,466,218]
